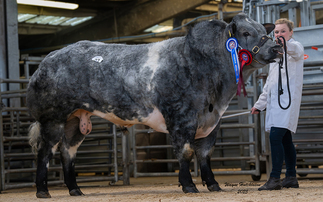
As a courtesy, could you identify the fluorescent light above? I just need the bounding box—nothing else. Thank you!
[144,25,173,33]
[17,0,79,10]
[18,14,37,22]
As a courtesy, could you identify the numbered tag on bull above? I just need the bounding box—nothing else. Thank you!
[226,38,240,84]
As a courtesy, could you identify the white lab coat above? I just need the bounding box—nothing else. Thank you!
[253,38,304,133]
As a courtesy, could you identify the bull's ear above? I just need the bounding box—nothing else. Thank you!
[227,22,237,37]
[263,23,275,34]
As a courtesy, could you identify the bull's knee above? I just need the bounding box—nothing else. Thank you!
[177,143,199,193]
[182,143,194,160]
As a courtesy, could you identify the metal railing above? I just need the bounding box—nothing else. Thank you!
[0,78,130,191]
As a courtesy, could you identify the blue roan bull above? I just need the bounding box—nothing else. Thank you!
[27,13,283,198]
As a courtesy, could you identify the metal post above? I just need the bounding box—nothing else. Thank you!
[113,125,118,183]
[300,0,310,27]
[0,82,4,192]
[6,0,20,108]
[288,7,297,25]
[193,155,198,177]
[122,129,130,185]
[24,61,30,80]
[218,3,223,20]
[131,126,137,178]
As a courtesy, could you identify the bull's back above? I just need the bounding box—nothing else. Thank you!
[27,41,147,117]
[26,40,183,123]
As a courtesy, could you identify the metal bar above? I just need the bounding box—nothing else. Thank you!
[257,0,298,7]
[135,159,179,163]
[136,145,173,149]
[4,150,115,158]
[0,79,29,83]
[135,171,196,177]
[292,139,323,143]
[0,89,27,94]
[135,157,254,163]
[0,84,4,191]
[113,124,118,183]
[296,154,323,158]
[5,163,115,174]
[221,111,251,119]
[211,156,255,161]
[193,155,198,177]
[213,170,257,175]
[216,142,255,146]
[131,126,138,178]
[1,107,28,111]
[220,123,255,129]
[281,168,323,175]
[122,130,130,185]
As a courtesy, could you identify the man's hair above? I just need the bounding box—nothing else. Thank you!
[275,18,294,31]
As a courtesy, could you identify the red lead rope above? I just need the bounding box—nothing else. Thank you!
[237,49,253,97]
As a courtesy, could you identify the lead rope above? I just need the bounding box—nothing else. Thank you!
[277,36,291,110]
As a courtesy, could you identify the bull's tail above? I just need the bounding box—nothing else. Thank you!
[28,122,41,153]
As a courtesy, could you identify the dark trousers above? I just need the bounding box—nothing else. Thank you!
[269,127,297,178]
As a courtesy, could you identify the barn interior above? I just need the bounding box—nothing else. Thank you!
[0,0,323,193]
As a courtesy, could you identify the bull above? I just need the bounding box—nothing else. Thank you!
[27,13,282,198]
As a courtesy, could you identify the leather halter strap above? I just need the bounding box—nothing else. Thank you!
[252,35,272,56]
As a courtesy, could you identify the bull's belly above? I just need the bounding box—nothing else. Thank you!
[69,104,227,139]
[93,107,169,133]
[69,107,169,135]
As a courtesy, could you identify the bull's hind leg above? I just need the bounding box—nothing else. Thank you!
[194,125,222,192]
[36,122,64,198]
[60,116,86,196]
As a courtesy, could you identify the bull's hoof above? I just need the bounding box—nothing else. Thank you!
[207,183,222,192]
[36,191,51,198]
[69,188,84,196]
[182,185,199,193]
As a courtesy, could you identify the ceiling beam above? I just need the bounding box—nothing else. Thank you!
[20,0,210,52]
[18,24,64,35]
[114,0,210,37]
[195,2,242,12]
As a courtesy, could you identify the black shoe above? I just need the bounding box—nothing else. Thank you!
[258,177,282,191]
[282,176,299,188]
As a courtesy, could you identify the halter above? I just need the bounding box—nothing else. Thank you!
[251,35,273,55]
[251,35,273,64]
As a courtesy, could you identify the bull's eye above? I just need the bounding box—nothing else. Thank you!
[243,32,250,37]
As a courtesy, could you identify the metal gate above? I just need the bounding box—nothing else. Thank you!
[244,0,323,177]
[0,57,130,191]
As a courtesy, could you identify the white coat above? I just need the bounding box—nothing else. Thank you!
[253,38,304,133]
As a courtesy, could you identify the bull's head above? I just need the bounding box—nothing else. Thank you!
[226,13,283,72]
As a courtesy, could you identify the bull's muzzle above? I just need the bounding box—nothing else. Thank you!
[268,45,284,62]
[270,45,284,56]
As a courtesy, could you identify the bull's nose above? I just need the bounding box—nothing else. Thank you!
[270,45,284,55]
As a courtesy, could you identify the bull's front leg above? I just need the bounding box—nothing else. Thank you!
[171,127,198,193]
[194,124,222,192]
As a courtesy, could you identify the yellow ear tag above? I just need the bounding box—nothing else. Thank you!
[229,30,232,38]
